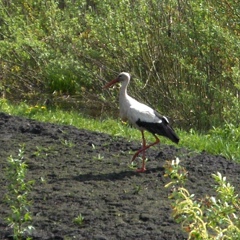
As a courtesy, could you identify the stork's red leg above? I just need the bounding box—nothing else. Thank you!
[141,131,146,163]
[135,131,146,172]
[131,133,160,172]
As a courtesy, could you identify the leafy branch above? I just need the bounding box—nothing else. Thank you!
[164,158,240,239]
[5,147,35,240]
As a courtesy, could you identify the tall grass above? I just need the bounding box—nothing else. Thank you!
[0,99,239,162]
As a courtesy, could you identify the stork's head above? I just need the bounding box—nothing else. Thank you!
[103,72,130,89]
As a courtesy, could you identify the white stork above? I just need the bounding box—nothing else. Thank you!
[104,72,179,172]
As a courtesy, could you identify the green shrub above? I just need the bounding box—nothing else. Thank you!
[164,158,240,239]
[0,0,239,131]
[5,147,35,239]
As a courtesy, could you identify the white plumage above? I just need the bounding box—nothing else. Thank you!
[104,72,179,172]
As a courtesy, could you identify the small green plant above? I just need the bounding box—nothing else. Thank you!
[73,214,84,225]
[5,147,35,240]
[93,153,104,161]
[33,146,52,158]
[127,157,149,170]
[61,139,75,147]
[164,158,188,187]
[133,185,142,194]
[164,159,240,239]
[128,161,137,170]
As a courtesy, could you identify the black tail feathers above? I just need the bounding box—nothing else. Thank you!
[159,116,179,143]
[136,117,180,144]
[163,124,180,144]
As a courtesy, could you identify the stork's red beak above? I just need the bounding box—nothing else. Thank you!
[103,78,119,89]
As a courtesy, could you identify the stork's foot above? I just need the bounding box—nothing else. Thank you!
[136,167,146,173]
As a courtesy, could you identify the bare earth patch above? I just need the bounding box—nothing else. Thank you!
[0,112,239,240]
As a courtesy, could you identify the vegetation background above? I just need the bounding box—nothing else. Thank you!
[0,0,239,131]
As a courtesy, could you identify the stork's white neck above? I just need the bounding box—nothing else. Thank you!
[119,78,130,99]
[118,78,131,121]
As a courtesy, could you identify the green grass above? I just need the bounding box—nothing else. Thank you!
[0,99,239,162]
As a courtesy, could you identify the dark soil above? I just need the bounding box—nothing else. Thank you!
[0,112,239,240]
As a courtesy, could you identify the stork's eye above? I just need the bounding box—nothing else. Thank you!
[118,74,123,80]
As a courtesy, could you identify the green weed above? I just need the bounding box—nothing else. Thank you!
[128,161,137,170]
[133,185,142,195]
[164,159,240,239]
[33,146,51,158]
[61,139,75,148]
[93,153,104,161]
[73,214,84,226]
[4,147,35,239]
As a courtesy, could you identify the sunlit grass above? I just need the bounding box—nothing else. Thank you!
[0,99,239,162]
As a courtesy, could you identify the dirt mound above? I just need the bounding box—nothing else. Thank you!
[0,112,239,239]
